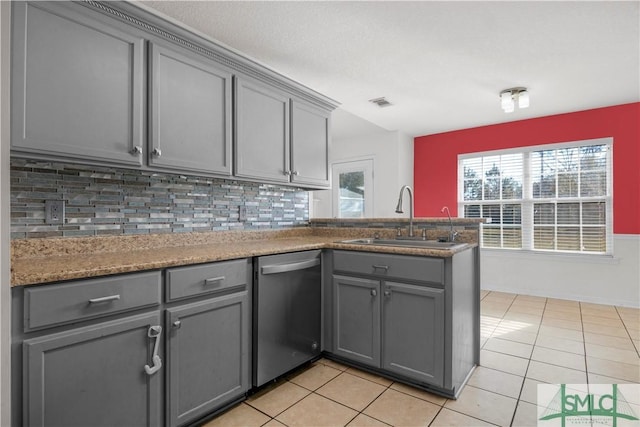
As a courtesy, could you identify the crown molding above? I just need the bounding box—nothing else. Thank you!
[80,0,340,112]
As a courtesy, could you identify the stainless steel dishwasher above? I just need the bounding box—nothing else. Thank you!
[254,250,322,387]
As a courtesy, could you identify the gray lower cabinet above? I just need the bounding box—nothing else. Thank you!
[149,41,232,175]
[164,259,251,427]
[11,1,145,166]
[382,281,444,385]
[23,312,162,427]
[332,275,380,367]
[166,292,250,427]
[328,249,478,396]
[13,260,253,427]
[332,275,445,387]
[13,271,163,427]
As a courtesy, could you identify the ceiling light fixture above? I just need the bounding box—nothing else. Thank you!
[499,87,529,113]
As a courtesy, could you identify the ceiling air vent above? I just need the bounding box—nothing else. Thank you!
[369,97,393,108]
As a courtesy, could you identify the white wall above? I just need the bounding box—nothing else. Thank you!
[482,235,640,308]
[0,1,11,424]
[312,110,414,218]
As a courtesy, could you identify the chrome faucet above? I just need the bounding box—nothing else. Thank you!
[395,185,414,238]
[441,206,458,242]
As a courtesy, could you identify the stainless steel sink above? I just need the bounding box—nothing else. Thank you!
[339,238,467,250]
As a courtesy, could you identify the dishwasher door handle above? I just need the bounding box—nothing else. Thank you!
[261,258,320,275]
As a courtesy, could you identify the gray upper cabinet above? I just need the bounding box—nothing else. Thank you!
[149,42,232,175]
[382,282,444,386]
[234,76,291,184]
[23,312,162,427]
[235,77,332,188]
[290,100,330,187]
[11,1,145,166]
[11,1,337,186]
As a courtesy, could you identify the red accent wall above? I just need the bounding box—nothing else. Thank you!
[414,103,640,234]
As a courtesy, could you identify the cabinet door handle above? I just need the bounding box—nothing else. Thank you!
[292,170,299,176]
[384,290,392,297]
[173,320,181,329]
[152,147,162,157]
[370,289,377,297]
[88,294,120,304]
[144,325,163,375]
[372,265,389,271]
[204,276,225,286]
[130,146,143,155]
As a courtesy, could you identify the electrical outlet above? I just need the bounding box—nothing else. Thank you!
[45,200,65,225]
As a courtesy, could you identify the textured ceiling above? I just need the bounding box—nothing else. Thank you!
[138,1,640,138]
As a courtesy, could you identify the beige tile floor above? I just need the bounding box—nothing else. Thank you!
[203,291,640,427]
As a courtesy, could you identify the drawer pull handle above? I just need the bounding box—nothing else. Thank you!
[204,276,225,286]
[88,294,121,304]
[372,265,389,271]
[144,325,163,375]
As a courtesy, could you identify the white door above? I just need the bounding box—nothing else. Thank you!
[332,159,374,218]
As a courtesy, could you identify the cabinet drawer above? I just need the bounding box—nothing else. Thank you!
[166,259,249,301]
[24,271,161,332]
[333,251,444,285]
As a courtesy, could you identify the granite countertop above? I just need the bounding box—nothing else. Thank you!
[11,226,478,287]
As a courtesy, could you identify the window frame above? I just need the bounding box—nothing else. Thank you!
[458,137,613,255]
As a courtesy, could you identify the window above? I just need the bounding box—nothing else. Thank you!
[332,159,374,218]
[459,138,612,254]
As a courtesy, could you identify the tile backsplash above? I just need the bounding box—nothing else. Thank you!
[10,159,310,239]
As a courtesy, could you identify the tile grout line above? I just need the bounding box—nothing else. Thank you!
[344,380,391,426]
[614,305,640,359]
[314,360,456,426]
[480,292,541,426]
[343,370,394,427]
[580,301,591,391]
[508,295,547,427]
[299,361,400,427]
[246,373,317,424]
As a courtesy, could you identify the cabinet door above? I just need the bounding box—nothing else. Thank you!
[234,77,290,183]
[23,312,162,427]
[166,291,250,427]
[332,275,380,367]
[290,100,330,188]
[382,282,444,386]
[11,2,144,166]
[149,42,232,175]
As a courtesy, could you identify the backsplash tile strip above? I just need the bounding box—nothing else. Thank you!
[10,159,310,239]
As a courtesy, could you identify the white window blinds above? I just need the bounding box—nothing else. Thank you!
[459,138,612,254]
